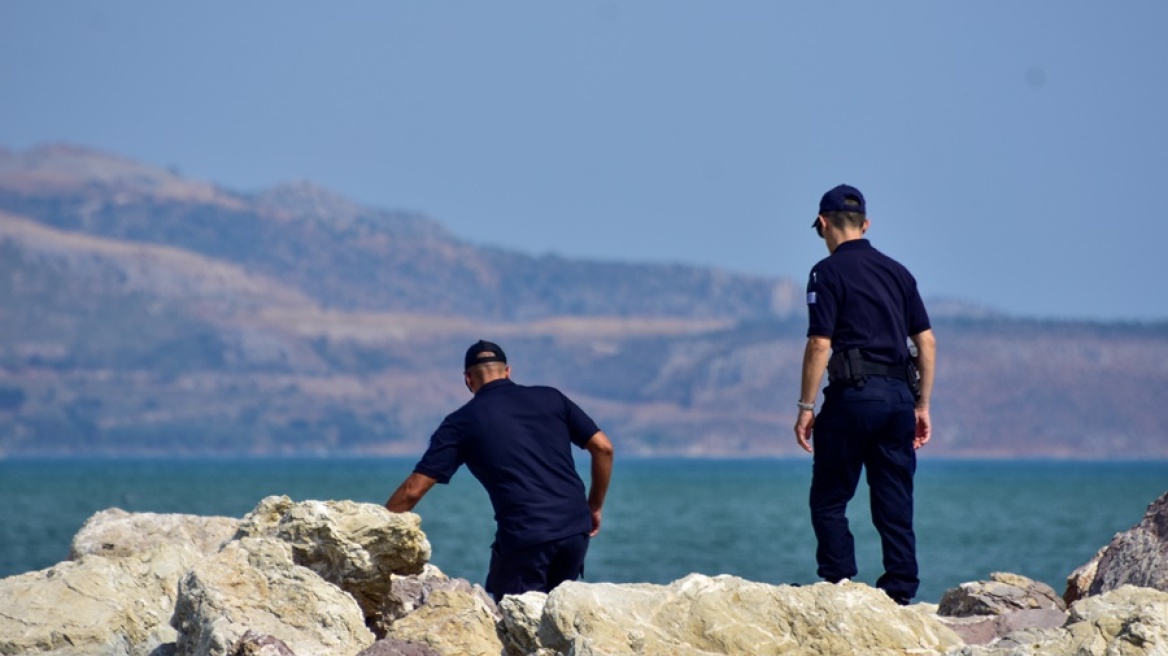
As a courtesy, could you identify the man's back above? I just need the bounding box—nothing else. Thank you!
[387,339,614,600]
[417,378,596,549]
[808,239,929,366]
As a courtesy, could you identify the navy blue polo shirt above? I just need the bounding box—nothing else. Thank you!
[414,378,599,550]
[806,239,931,365]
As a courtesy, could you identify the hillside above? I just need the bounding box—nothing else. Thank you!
[1,144,1165,458]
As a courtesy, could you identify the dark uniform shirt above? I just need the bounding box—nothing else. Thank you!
[414,378,599,551]
[806,239,931,366]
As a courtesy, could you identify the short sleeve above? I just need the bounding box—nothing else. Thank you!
[562,394,601,448]
[806,265,837,338]
[413,415,464,484]
[904,272,932,336]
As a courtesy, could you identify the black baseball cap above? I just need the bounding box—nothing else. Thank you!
[464,340,507,371]
[812,184,866,228]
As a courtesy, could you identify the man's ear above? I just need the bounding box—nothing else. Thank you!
[861,218,870,234]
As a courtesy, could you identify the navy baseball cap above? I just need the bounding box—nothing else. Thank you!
[812,184,866,228]
[464,340,507,370]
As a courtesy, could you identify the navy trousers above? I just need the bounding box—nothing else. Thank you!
[810,375,919,602]
[485,532,590,601]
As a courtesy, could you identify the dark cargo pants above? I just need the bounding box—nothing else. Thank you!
[809,375,919,602]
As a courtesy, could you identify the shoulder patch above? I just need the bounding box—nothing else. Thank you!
[807,291,817,305]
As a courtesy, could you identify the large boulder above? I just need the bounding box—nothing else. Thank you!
[1087,491,1168,597]
[497,591,547,656]
[369,564,495,636]
[0,509,238,656]
[235,495,430,621]
[171,537,375,656]
[0,544,201,656]
[504,574,963,655]
[70,507,239,560]
[380,587,503,656]
[939,571,1066,617]
[954,585,1168,655]
[934,573,1073,649]
[1056,585,1168,654]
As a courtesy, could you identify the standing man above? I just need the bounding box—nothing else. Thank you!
[387,340,615,601]
[793,184,936,606]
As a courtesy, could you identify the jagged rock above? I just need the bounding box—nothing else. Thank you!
[235,495,430,622]
[950,585,1168,655]
[941,608,1069,649]
[939,572,1066,617]
[355,639,444,656]
[228,630,298,656]
[497,591,547,656]
[382,588,503,656]
[1087,491,1168,596]
[70,507,239,560]
[0,510,238,656]
[171,537,375,656]
[1057,585,1168,654]
[1065,545,1107,605]
[993,608,1069,635]
[937,615,1000,647]
[368,564,494,637]
[517,574,963,655]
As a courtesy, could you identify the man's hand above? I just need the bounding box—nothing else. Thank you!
[589,508,603,537]
[794,409,815,453]
[795,337,830,455]
[913,407,931,449]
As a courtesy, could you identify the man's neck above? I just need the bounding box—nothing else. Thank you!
[827,232,866,254]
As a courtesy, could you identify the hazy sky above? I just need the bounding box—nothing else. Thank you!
[3,2,1166,321]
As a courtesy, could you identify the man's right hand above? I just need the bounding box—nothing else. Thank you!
[794,410,815,453]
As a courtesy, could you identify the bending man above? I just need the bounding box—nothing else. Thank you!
[387,340,615,601]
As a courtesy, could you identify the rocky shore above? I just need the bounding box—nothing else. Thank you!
[2,492,1166,656]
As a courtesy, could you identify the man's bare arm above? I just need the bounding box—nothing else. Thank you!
[584,431,614,536]
[386,472,438,513]
[910,329,937,448]
[794,336,832,453]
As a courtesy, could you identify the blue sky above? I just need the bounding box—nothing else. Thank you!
[3,2,1166,321]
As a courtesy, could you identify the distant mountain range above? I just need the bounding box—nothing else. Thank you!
[1,144,1165,458]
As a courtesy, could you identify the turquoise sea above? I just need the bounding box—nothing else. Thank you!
[1,457,1165,603]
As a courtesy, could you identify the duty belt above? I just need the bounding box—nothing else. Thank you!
[827,348,909,385]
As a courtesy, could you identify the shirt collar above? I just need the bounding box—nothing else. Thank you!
[833,238,872,253]
[476,378,515,395]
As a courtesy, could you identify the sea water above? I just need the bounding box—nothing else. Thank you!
[1,457,1164,602]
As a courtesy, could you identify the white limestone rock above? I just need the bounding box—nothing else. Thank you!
[171,537,375,656]
[380,587,504,656]
[0,509,238,656]
[70,507,238,560]
[235,495,430,621]
[524,574,963,656]
[497,591,548,656]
